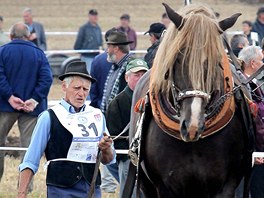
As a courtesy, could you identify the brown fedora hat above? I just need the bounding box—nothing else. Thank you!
[106,31,133,45]
[58,61,96,83]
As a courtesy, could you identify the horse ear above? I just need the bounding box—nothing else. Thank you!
[162,3,183,29]
[219,13,241,32]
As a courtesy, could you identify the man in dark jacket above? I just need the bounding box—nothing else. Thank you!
[106,58,149,197]
[144,23,165,68]
[74,9,103,72]
[253,7,264,45]
[0,22,53,181]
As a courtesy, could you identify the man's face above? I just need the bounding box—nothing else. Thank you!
[125,70,146,91]
[242,23,252,34]
[149,33,157,44]
[258,13,264,24]
[120,19,129,28]
[62,76,91,112]
[23,11,33,24]
[107,44,117,63]
[89,14,98,24]
[252,52,264,72]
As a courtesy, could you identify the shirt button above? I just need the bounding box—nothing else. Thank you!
[76,175,81,179]
[77,166,81,170]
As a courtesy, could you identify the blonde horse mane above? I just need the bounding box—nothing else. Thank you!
[152,4,225,95]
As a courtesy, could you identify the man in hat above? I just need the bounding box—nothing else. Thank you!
[99,30,133,194]
[100,31,133,114]
[253,7,264,44]
[144,22,165,68]
[18,61,115,197]
[74,9,103,72]
[106,58,149,198]
[117,14,137,50]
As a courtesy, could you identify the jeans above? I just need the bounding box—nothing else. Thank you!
[81,55,95,73]
[107,159,138,198]
[100,164,117,193]
[47,179,101,197]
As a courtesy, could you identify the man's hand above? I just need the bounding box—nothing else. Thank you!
[254,157,264,165]
[23,99,38,113]
[8,95,25,111]
[98,132,113,152]
[28,33,37,41]
[98,132,114,164]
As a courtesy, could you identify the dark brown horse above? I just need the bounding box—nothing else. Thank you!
[124,3,253,198]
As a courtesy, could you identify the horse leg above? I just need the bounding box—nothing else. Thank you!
[156,182,175,198]
[214,179,237,198]
[138,165,158,198]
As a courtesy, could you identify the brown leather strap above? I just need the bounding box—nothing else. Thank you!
[149,53,235,140]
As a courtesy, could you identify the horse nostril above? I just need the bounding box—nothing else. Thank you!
[181,120,188,135]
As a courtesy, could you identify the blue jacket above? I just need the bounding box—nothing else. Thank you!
[90,52,112,108]
[0,40,53,116]
[252,19,264,44]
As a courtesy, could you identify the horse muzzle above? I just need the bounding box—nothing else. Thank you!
[180,120,205,142]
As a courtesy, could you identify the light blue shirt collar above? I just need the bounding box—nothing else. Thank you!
[60,99,86,113]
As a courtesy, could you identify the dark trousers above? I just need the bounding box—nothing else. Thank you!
[250,164,264,198]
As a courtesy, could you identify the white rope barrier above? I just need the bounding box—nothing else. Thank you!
[45,49,147,55]
[0,147,128,154]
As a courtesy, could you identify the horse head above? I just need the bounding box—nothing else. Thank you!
[152,3,241,142]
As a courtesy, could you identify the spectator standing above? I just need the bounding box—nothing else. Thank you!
[100,31,133,194]
[0,23,52,182]
[238,46,264,198]
[74,9,102,72]
[23,8,47,51]
[252,7,264,45]
[100,31,133,113]
[161,12,170,29]
[230,34,249,57]
[90,28,117,108]
[18,61,115,197]
[144,23,165,68]
[106,58,148,197]
[242,20,255,45]
[0,16,9,46]
[117,14,137,50]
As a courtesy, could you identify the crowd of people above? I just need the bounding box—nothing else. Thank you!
[0,4,264,198]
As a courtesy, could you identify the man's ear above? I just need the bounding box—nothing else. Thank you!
[62,81,67,92]
[125,74,129,82]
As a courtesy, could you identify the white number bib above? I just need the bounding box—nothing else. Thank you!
[51,104,104,163]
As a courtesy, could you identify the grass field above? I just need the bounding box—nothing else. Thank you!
[0,0,262,197]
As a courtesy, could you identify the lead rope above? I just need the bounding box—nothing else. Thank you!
[87,122,130,198]
[87,149,101,198]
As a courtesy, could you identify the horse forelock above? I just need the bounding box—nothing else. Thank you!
[152,4,225,95]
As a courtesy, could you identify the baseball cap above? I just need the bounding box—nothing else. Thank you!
[120,14,130,20]
[257,7,264,15]
[144,23,165,35]
[126,59,149,74]
[89,9,98,15]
